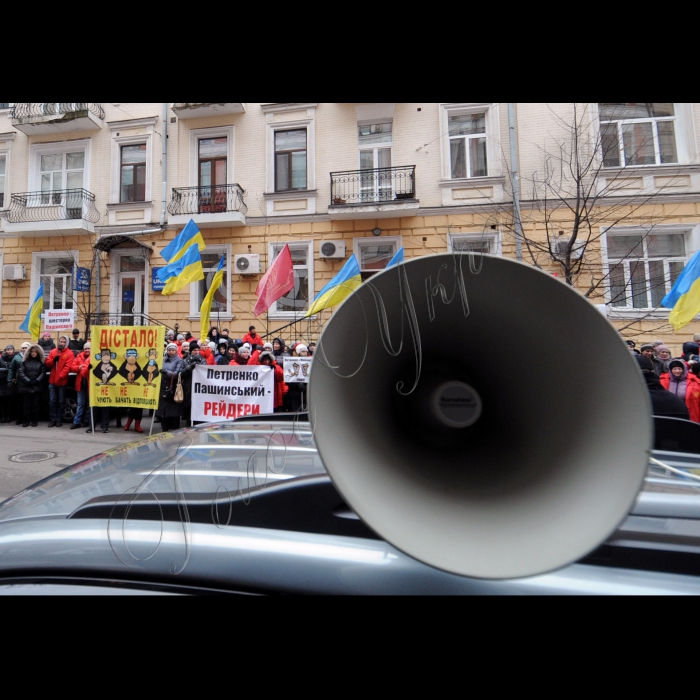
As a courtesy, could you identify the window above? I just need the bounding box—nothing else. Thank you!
[198,137,227,212]
[606,231,689,310]
[354,236,402,281]
[599,103,678,168]
[359,122,392,201]
[120,144,146,202]
[275,129,307,191]
[448,232,501,256]
[449,113,487,178]
[267,242,314,317]
[40,257,75,311]
[40,151,84,201]
[190,246,231,319]
[0,155,5,208]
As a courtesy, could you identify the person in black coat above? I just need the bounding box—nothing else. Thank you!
[180,341,207,427]
[38,332,55,354]
[157,344,185,432]
[636,355,690,420]
[17,344,47,427]
[0,346,15,423]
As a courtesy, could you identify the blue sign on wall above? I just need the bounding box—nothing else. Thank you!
[152,268,166,292]
[73,266,91,292]
[123,290,135,303]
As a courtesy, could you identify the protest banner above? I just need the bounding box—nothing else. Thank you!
[191,365,274,422]
[283,356,312,383]
[44,309,75,332]
[89,326,165,410]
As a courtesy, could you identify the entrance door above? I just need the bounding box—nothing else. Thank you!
[117,255,146,325]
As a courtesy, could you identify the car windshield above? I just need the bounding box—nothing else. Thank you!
[0,420,325,524]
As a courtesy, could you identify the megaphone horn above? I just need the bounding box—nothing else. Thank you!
[309,253,652,579]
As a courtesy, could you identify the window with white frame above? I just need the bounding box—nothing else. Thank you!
[448,232,501,255]
[267,241,313,316]
[599,103,678,168]
[606,230,689,310]
[190,245,231,320]
[354,236,402,280]
[0,154,5,208]
[30,140,90,195]
[275,129,307,192]
[358,121,393,201]
[108,118,156,204]
[32,251,79,313]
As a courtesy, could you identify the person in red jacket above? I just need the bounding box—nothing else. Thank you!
[233,343,259,366]
[46,334,74,427]
[70,341,92,429]
[660,359,700,423]
[200,340,216,365]
[243,326,264,349]
[258,351,288,411]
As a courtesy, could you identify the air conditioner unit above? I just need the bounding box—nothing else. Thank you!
[319,241,346,259]
[234,254,260,275]
[3,264,26,281]
[553,238,584,261]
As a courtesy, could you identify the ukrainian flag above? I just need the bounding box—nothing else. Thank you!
[662,249,700,331]
[386,247,404,268]
[305,254,363,317]
[156,243,205,295]
[161,219,206,264]
[20,283,44,341]
[200,255,225,337]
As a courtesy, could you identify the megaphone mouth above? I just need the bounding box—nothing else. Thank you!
[432,381,482,428]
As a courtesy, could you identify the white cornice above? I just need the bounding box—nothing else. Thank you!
[107,116,158,130]
[0,132,17,142]
[260,103,317,114]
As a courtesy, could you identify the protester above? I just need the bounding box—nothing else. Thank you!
[272,338,288,368]
[70,342,92,430]
[7,342,30,425]
[0,345,14,423]
[157,343,184,432]
[46,335,74,428]
[17,345,46,427]
[181,342,190,359]
[258,351,288,412]
[660,359,700,423]
[654,345,672,376]
[208,327,221,346]
[636,355,689,420]
[68,328,85,356]
[39,332,55,354]
[180,340,207,427]
[681,342,700,363]
[308,342,316,356]
[216,340,229,364]
[625,340,639,355]
[218,345,237,366]
[200,341,216,365]
[233,344,258,366]
[243,326,263,348]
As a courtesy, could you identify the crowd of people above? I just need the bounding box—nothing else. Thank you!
[2,324,699,432]
[0,325,316,433]
[627,334,700,422]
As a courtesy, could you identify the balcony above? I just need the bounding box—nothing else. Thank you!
[328,165,419,219]
[167,183,247,228]
[172,103,246,118]
[2,189,99,235]
[10,103,104,134]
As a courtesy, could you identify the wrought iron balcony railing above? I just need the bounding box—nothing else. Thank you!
[11,103,105,120]
[330,165,416,206]
[6,189,100,224]
[167,183,248,216]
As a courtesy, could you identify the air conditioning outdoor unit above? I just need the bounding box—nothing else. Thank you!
[319,241,346,259]
[553,238,584,261]
[234,254,260,275]
[3,264,26,281]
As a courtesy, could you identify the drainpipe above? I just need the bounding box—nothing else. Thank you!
[160,102,168,226]
[94,245,101,333]
[508,102,523,261]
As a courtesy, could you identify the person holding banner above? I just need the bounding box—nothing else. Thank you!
[157,343,184,432]
[258,351,288,412]
[180,340,207,427]
[46,335,74,428]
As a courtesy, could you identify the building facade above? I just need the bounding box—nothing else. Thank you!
[0,102,698,353]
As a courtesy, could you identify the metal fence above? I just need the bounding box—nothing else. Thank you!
[330,165,416,205]
[6,188,100,224]
[167,183,248,216]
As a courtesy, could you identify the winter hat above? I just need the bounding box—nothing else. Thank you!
[295,344,308,354]
[640,344,654,353]
[656,344,671,355]
[59,334,69,343]
[208,342,216,351]
[20,342,30,351]
[694,333,700,343]
[83,342,91,350]
[669,359,688,375]
[166,343,179,352]
[635,355,655,373]
[240,343,251,351]
[652,339,664,347]
[625,340,636,348]
[4,345,14,352]
[189,340,200,350]
[177,334,184,341]
[258,351,275,363]
[263,342,273,351]
[217,339,229,348]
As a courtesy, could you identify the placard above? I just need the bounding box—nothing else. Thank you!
[191,365,274,422]
[44,309,75,332]
[283,356,312,383]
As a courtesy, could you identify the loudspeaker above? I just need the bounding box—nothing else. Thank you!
[309,254,652,579]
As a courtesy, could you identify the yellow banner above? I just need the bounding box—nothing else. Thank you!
[89,326,165,410]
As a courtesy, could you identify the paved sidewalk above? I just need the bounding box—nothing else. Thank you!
[0,416,166,502]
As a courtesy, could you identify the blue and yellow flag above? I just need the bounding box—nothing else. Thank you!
[200,255,225,337]
[386,247,404,268]
[19,283,44,341]
[305,254,363,317]
[156,243,205,295]
[161,219,206,264]
[662,250,700,331]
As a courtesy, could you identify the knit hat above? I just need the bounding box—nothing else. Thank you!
[4,345,14,351]
[20,342,30,350]
[84,342,91,349]
[640,344,654,352]
[295,344,308,354]
[656,344,671,355]
[59,334,69,342]
[166,343,179,352]
[652,339,664,347]
[240,343,251,351]
[263,342,273,351]
[177,334,184,341]
[694,333,700,343]
[258,351,275,363]
[189,340,200,350]
[208,342,216,351]
[625,340,636,348]
[669,359,687,372]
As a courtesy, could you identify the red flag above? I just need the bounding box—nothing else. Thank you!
[254,244,295,316]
